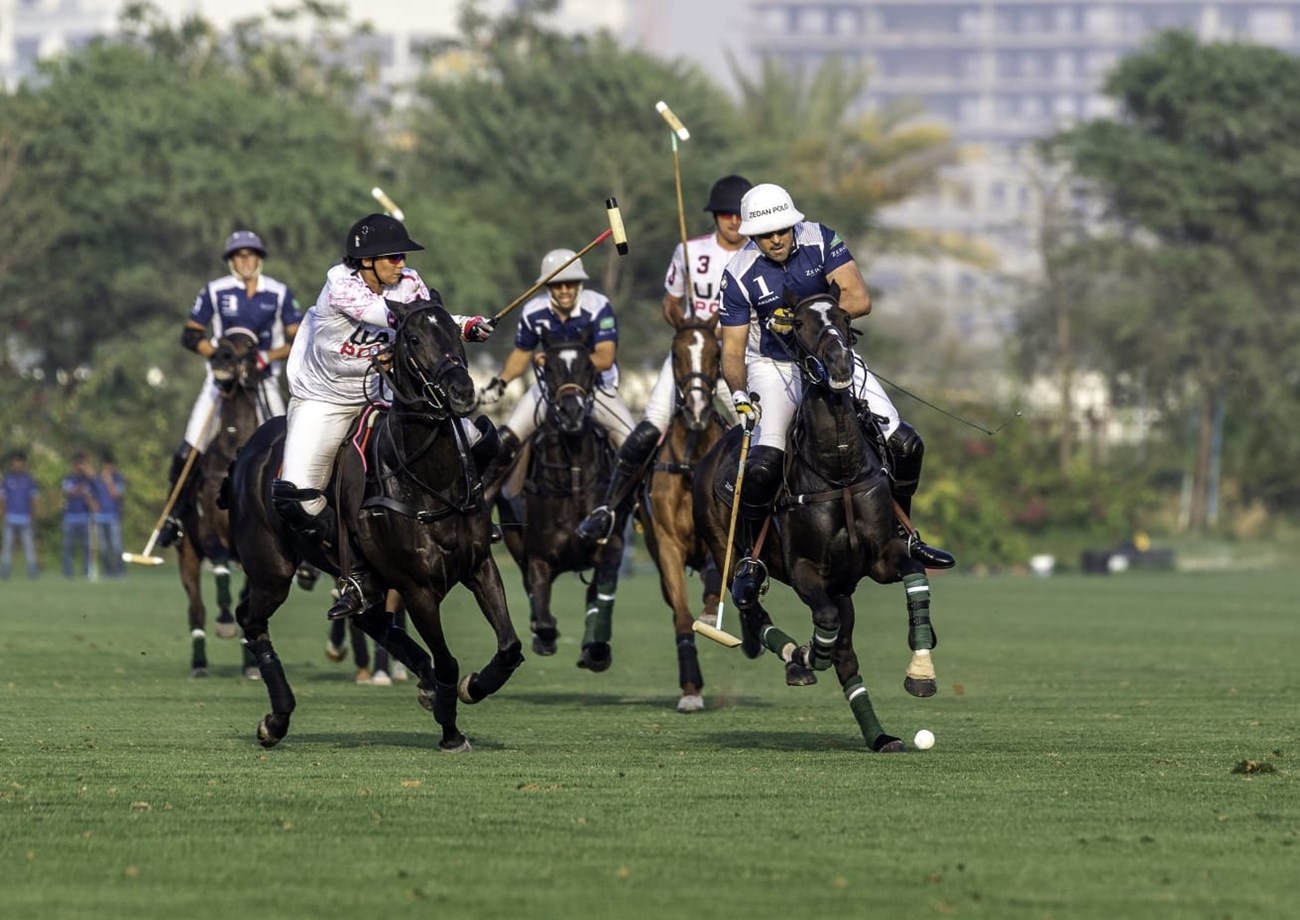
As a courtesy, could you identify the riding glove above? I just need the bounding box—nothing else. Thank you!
[461,316,495,343]
[768,306,795,335]
[479,376,507,406]
[732,391,761,431]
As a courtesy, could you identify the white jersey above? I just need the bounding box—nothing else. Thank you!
[287,262,464,404]
[663,232,745,322]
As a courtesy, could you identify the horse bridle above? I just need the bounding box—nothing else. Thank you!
[375,303,467,421]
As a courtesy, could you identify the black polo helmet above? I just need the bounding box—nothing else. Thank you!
[344,214,425,259]
[703,175,753,214]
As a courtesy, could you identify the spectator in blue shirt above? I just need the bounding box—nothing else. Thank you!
[61,452,99,579]
[1,450,40,580]
[94,452,126,578]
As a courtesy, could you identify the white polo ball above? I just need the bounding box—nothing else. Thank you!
[913,729,935,750]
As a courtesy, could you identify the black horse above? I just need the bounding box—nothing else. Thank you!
[693,292,939,753]
[497,328,624,671]
[180,328,263,678]
[225,299,523,750]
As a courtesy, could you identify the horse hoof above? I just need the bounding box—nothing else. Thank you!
[871,734,905,753]
[215,618,238,640]
[191,667,209,679]
[324,640,347,663]
[531,634,557,656]
[439,735,473,753]
[576,642,612,672]
[417,686,435,712]
[676,694,705,713]
[457,674,480,704]
[256,718,282,749]
[785,661,817,686]
[904,677,937,698]
[295,564,318,590]
[244,667,262,681]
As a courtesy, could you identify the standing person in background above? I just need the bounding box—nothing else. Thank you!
[157,230,303,548]
[1,450,40,580]
[576,175,751,544]
[61,452,98,579]
[94,452,126,578]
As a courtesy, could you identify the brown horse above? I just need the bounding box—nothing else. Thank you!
[637,317,728,712]
[179,328,265,678]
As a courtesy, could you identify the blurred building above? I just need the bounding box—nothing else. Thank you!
[0,0,117,90]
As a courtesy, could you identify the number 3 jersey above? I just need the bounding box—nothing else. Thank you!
[719,221,853,361]
[663,232,741,322]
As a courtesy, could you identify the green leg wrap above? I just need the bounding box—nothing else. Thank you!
[760,624,799,660]
[583,581,616,645]
[809,625,838,671]
[904,572,935,650]
[844,676,885,745]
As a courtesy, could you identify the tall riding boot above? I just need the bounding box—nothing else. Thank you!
[888,423,955,570]
[480,429,522,504]
[576,420,662,545]
[271,480,376,619]
[470,416,505,542]
[729,446,784,609]
[157,442,199,548]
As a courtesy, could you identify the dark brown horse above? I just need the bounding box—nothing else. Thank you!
[637,317,727,711]
[693,292,938,752]
[497,327,624,672]
[225,298,523,750]
[179,328,264,678]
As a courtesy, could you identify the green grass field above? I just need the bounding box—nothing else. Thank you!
[1,562,1295,919]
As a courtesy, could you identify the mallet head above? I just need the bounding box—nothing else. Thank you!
[605,197,629,256]
[370,186,405,222]
[655,101,690,141]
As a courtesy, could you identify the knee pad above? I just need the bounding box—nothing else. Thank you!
[620,420,662,469]
[740,446,784,509]
[887,422,924,494]
[470,417,501,472]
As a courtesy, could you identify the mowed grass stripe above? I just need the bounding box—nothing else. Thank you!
[0,567,1294,919]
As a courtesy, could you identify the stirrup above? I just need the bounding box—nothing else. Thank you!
[575,505,615,545]
[326,575,372,620]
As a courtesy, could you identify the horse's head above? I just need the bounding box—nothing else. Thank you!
[789,288,855,392]
[385,298,477,418]
[671,315,720,431]
[209,328,261,395]
[538,326,597,436]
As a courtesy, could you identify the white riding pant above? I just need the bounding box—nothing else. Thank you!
[642,353,736,432]
[184,369,285,450]
[281,396,481,515]
[748,354,899,451]
[505,382,635,449]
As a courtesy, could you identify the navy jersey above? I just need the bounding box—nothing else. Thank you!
[188,274,303,364]
[719,221,853,360]
[513,289,620,388]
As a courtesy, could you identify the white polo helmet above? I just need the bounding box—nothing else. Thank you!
[536,248,589,284]
[738,183,805,236]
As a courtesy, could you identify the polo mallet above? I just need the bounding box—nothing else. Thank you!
[371,186,405,221]
[123,403,216,566]
[693,426,750,648]
[88,516,100,582]
[656,101,694,315]
[492,198,630,324]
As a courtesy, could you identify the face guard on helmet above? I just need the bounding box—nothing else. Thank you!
[345,213,425,262]
[738,183,805,237]
[537,248,588,311]
[703,175,753,214]
[223,230,266,281]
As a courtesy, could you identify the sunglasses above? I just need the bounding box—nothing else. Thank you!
[754,227,792,241]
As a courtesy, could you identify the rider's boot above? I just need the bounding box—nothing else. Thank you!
[271,480,337,548]
[576,420,662,545]
[480,429,522,505]
[157,441,199,548]
[729,446,784,609]
[469,416,504,542]
[888,423,955,570]
[326,561,382,621]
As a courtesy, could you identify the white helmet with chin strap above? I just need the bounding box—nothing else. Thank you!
[738,183,805,236]
[536,248,589,284]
